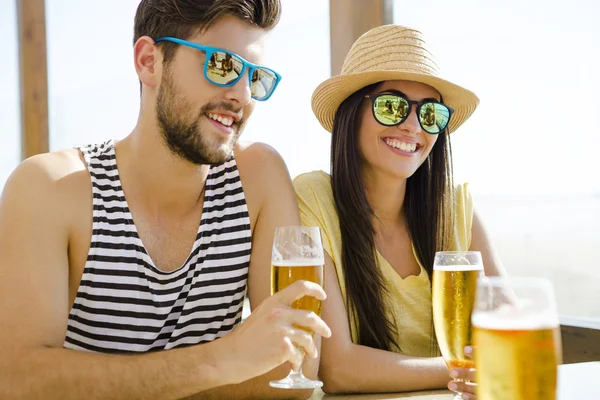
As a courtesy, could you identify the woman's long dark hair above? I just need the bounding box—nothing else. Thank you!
[330,83,454,352]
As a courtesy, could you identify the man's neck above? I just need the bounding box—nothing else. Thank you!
[115,123,210,218]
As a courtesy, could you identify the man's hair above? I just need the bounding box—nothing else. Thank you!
[134,0,282,64]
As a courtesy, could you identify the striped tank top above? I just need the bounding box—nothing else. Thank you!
[64,140,252,353]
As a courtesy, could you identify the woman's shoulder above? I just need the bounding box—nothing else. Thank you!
[454,180,471,195]
[293,170,332,195]
[293,170,338,220]
[451,182,475,249]
[453,182,473,209]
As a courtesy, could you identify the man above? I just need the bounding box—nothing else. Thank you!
[0,1,330,399]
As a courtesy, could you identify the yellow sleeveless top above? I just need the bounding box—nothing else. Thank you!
[293,171,474,357]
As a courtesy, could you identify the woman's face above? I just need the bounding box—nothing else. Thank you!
[357,80,442,180]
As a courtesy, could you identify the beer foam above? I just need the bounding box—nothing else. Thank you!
[472,305,558,330]
[433,264,483,271]
[273,259,325,267]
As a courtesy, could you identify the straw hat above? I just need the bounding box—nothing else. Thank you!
[312,25,479,133]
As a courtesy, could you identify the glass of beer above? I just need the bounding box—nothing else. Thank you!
[269,226,325,389]
[432,251,483,400]
[472,277,562,400]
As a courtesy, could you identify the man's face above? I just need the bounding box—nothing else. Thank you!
[156,16,268,165]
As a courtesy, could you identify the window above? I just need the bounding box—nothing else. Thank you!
[45,0,331,180]
[47,0,141,150]
[243,0,331,178]
[393,0,600,319]
[0,0,21,188]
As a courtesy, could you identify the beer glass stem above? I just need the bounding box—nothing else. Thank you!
[288,367,305,381]
[269,355,324,389]
[451,378,465,399]
[291,349,304,374]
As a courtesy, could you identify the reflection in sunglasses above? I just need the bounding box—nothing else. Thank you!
[205,51,272,91]
[421,104,436,128]
[367,93,453,134]
[154,37,281,101]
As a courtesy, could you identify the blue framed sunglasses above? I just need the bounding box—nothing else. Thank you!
[154,37,282,101]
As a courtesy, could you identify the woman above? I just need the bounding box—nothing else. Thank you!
[294,25,505,398]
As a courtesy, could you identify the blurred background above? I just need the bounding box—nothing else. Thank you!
[1,0,599,320]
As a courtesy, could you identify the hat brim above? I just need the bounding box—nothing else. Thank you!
[311,71,480,133]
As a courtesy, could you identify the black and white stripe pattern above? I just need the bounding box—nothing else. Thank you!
[64,140,251,353]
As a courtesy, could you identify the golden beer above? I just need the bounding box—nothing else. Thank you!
[271,262,324,326]
[269,226,325,389]
[432,266,482,368]
[473,315,559,400]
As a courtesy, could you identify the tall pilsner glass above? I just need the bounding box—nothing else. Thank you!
[269,226,325,389]
[472,277,562,400]
[432,251,483,400]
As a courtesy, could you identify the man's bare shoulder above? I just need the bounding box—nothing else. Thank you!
[1,148,90,213]
[234,141,290,182]
[5,148,87,187]
[233,142,295,217]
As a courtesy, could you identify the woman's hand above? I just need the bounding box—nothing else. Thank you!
[448,346,477,399]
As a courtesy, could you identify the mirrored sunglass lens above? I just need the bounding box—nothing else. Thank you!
[250,68,278,100]
[373,95,409,125]
[419,103,451,133]
[206,51,243,85]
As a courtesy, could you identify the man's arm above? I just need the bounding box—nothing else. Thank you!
[0,154,330,400]
[244,144,323,380]
[197,143,322,400]
[244,143,323,384]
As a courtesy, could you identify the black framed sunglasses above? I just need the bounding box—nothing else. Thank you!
[364,90,454,134]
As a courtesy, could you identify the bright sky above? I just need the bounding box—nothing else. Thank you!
[1,0,598,196]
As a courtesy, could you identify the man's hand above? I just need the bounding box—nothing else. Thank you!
[219,280,331,384]
[448,346,477,399]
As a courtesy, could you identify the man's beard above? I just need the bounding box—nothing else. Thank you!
[156,70,243,165]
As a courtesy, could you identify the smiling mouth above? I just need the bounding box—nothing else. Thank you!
[383,138,420,153]
[206,112,235,128]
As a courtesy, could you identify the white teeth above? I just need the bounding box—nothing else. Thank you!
[385,138,417,152]
[207,113,234,127]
